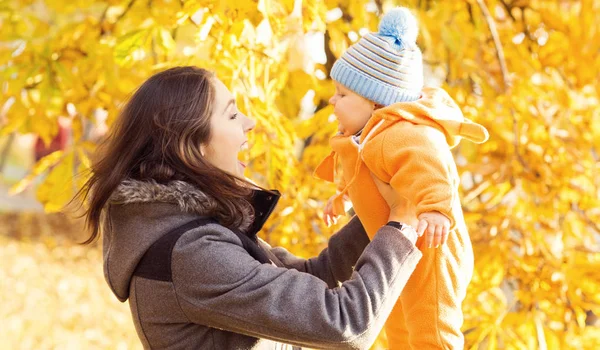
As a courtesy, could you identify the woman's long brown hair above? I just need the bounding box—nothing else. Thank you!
[77,66,253,244]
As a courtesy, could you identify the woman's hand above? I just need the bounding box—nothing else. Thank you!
[370,173,417,227]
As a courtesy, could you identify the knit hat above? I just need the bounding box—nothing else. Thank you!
[330,7,424,106]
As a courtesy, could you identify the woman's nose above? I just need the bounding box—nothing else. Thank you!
[329,95,336,105]
[244,114,256,133]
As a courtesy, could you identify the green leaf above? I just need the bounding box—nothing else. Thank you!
[114,28,151,66]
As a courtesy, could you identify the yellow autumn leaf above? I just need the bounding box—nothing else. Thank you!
[156,26,176,53]
[36,151,76,213]
[9,150,65,195]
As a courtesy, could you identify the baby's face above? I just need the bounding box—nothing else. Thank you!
[329,82,374,136]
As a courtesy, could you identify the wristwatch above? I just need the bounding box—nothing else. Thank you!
[386,221,419,244]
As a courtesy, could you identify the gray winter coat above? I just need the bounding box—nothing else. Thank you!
[103,179,422,349]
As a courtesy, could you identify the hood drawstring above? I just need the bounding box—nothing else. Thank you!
[322,120,387,216]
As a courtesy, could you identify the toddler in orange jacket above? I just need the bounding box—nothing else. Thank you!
[314,8,489,349]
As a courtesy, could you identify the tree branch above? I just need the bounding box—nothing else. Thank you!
[511,108,531,172]
[323,30,336,74]
[99,0,136,37]
[466,2,475,25]
[374,0,383,14]
[476,0,510,91]
[0,132,15,174]
[498,0,517,21]
[573,203,600,234]
[99,4,110,36]
[118,0,137,23]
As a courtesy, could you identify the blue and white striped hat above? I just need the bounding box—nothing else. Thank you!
[330,7,423,106]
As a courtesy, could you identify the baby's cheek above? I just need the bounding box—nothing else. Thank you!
[333,107,343,122]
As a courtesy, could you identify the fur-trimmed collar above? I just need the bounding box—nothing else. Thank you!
[109,179,256,231]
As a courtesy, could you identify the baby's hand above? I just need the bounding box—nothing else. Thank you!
[323,196,340,227]
[417,211,450,248]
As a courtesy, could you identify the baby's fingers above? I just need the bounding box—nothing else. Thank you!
[441,225,449,246]
[417,219,428,238]
[434,225,443,248]
[426,222,436,248]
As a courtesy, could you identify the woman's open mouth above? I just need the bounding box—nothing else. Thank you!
[238,141,249,170]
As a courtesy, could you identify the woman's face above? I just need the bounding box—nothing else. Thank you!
[201,78,255,178]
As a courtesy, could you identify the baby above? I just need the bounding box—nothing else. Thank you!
[314,7,489,349]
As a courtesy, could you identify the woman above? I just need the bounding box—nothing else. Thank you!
[80,66,422,349]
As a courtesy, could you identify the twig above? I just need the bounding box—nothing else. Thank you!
[520,8,534,54]
[99,0,136,37]
[99,4,110,35]
[466,2,475,25]
[323,31,336,74]
[573,204,600,234]
[445,47,452,85]
[511,108,531,171]
[0,132,15,174]
[374,0,383,14]
[117,0,137,24]
[498,0,517,21]
[150,36,158,65]
[476,0,510,91]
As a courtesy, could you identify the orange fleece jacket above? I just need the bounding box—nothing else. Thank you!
[315,87,489,238]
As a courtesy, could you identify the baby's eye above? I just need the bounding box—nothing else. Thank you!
[230,113,238,120]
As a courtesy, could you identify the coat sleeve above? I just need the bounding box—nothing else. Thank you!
[369,123,458,227]
[267,216,370,288]
[171,222,422,350]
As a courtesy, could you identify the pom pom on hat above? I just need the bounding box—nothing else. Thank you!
[378,7,419,47]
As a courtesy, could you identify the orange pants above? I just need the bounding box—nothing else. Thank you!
[385,227,473,349]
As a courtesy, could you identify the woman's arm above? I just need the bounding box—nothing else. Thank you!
[172,222,421,349]
[261,216,369,288]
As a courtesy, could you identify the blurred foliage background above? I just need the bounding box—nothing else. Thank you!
[1,0,599,348]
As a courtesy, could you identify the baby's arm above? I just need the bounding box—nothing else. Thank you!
[373,124,457,247]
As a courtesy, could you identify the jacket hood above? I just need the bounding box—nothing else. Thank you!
[108,179,254,227]
[102,179,279,302]
[364,87,489,148]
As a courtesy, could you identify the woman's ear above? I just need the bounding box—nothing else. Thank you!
[200,145,206,157]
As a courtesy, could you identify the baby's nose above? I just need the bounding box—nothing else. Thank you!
[329,95,336,105]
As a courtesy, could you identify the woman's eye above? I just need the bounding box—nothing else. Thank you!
[230,113,238,120]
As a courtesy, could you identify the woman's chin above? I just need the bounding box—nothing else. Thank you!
[237,160,247,177]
